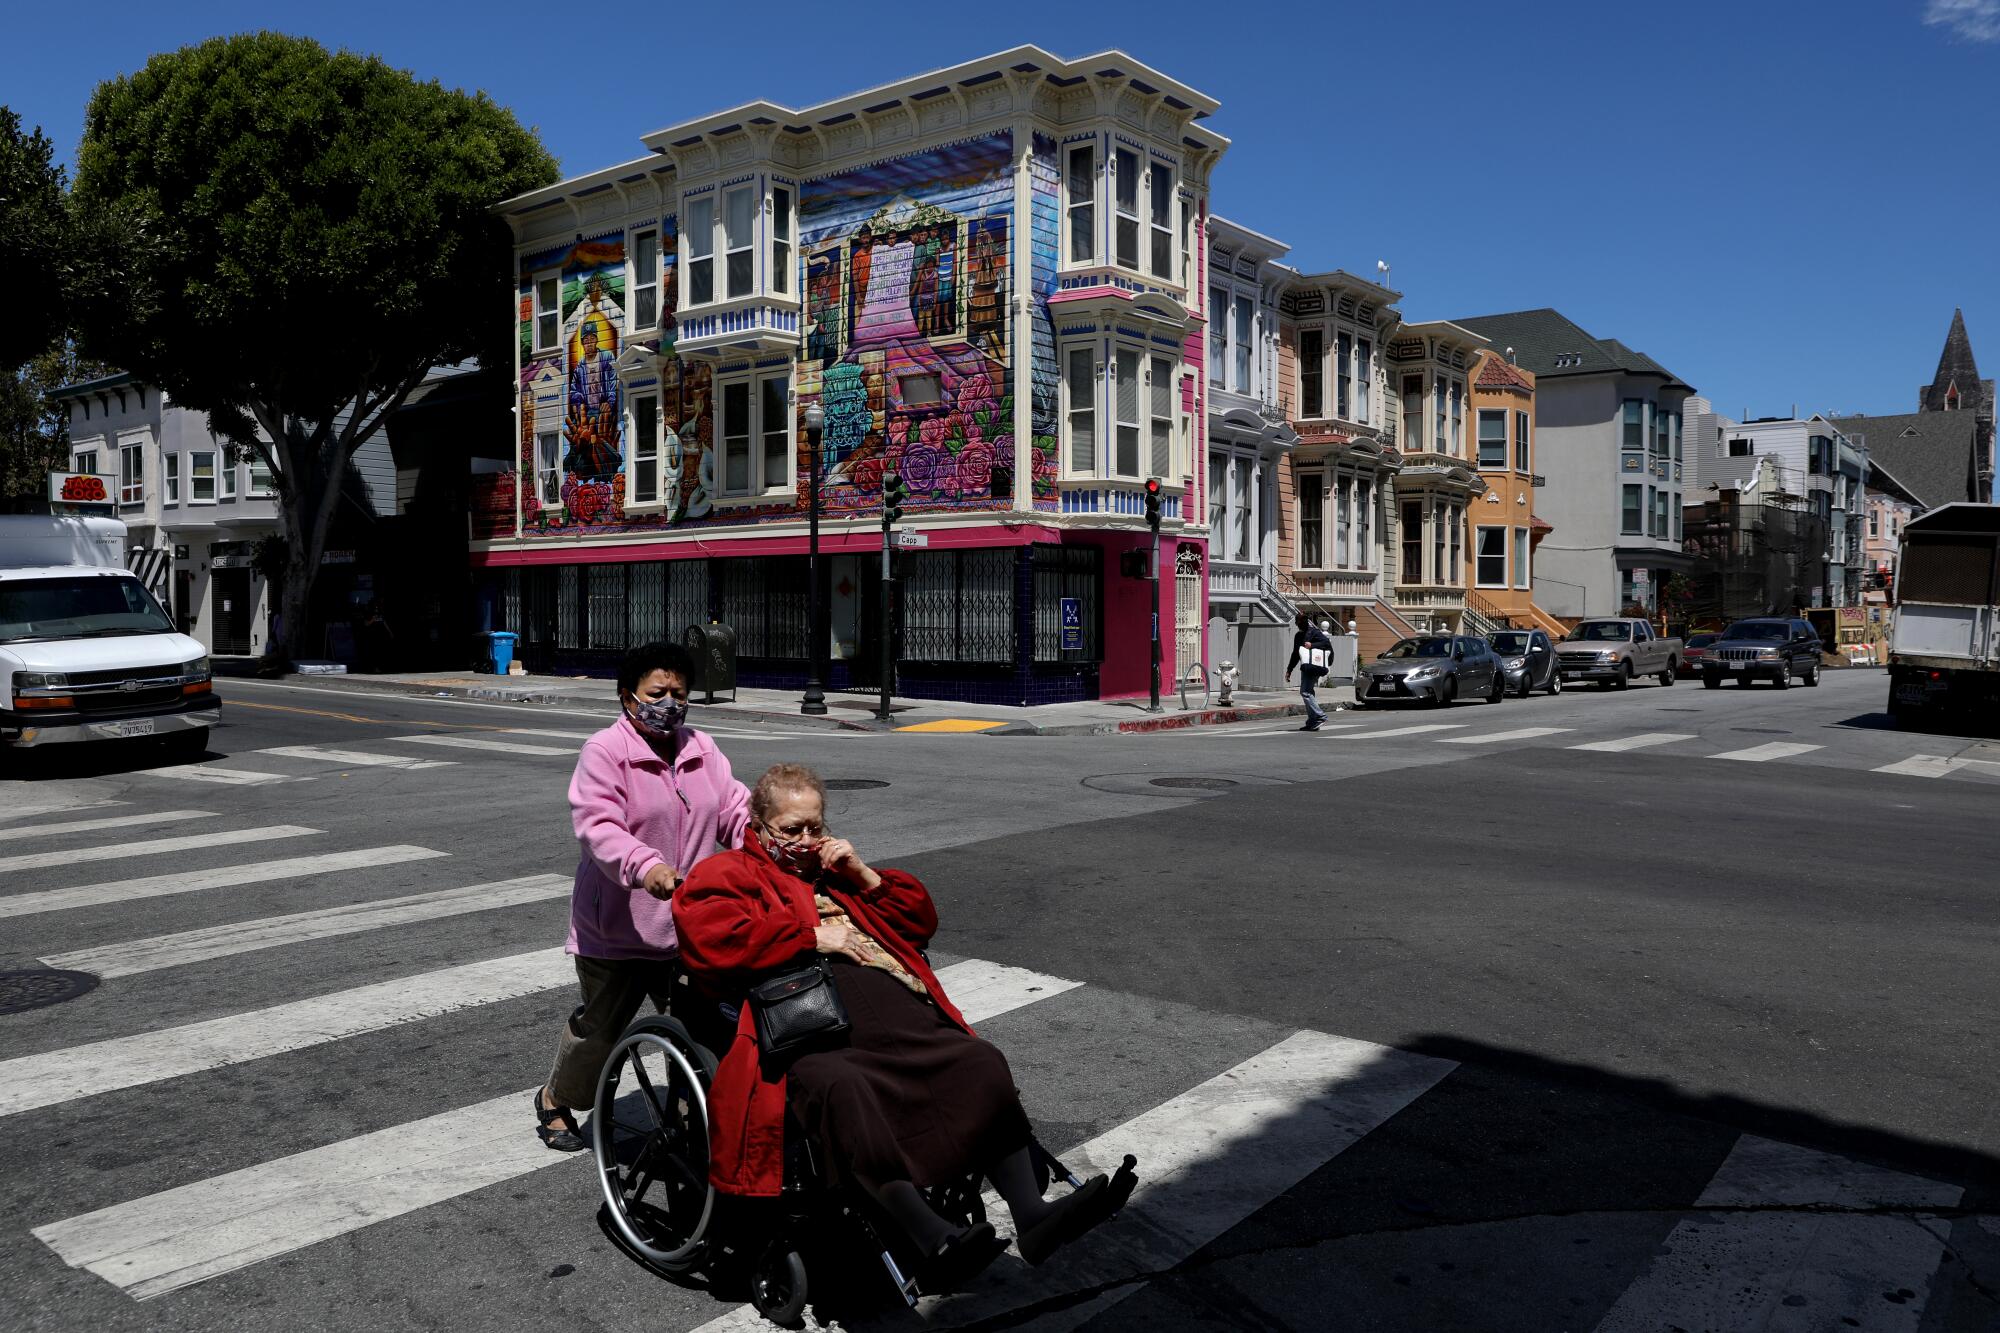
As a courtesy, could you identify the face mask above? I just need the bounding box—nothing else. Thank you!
[628,696,687,735]
[762,827,821,874]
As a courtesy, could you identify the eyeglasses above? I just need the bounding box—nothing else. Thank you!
[762,820,824,839]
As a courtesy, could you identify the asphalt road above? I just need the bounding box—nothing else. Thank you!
[0,668,1994,1332]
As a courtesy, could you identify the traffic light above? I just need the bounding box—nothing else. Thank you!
[882,469,908,529]
[1143,477,1162,531]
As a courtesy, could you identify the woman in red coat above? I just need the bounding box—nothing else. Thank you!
[673,762,1116,1293]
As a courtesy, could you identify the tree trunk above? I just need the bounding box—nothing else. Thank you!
[268,427,346,667]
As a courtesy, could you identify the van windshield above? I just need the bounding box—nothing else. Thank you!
[0,575,176,643]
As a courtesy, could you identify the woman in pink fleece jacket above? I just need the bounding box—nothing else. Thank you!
[533,640,750,1151]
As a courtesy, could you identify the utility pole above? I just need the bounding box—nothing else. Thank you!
[876,469,907,723]
[1145,477,1163,713]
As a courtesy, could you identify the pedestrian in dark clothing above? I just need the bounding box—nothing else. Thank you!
[1285,611,1333,731]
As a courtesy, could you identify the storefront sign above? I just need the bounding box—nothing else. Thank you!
[47,472,112,512]
[1061,597,1083,651]
[320,549,356,566]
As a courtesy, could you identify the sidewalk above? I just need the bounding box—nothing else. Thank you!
[266,666,1353,736]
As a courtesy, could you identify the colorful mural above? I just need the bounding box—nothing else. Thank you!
[1027,133,1062,508]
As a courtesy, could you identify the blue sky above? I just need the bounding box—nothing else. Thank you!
[5,0,1995,419]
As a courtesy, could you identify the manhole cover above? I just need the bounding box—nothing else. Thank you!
[1732,727,1790,734]
[0,969,98,1015]
[1148,777,1240,791]
[823,778,890,791]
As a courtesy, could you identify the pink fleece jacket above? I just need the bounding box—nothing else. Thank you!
[565,716,750,960]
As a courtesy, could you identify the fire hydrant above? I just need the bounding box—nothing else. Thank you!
[1216,660,1240,706]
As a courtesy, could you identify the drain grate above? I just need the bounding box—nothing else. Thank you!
[0,969,99,1015]
[1149,776,1239,791]
[823,778,890,791]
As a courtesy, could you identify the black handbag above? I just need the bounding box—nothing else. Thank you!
[747,956,850,1056]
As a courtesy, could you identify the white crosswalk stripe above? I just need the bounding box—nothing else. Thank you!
[0,795,122,822]
[1873,755,1972,778]
[387,734,577,756]
[28,958,1077,1300]
[129,764,296,785]
[255,745,457,770]
[1340,722,1469,739]
[0,844,449,920]
[1435,726,1573,745]
[0,808,214,843]
[1594,1135,1961,1332]
[39,874,573,978]
[1568,732,1696,752]
[1709,741,1824,762]
[0,824,316,875]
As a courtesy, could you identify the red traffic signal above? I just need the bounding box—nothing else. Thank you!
[1143,477,1163,529]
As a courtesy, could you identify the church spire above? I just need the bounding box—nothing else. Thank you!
[1922,308,1984,414]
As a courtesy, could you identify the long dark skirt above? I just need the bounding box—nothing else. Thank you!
[784,960,1031,1191]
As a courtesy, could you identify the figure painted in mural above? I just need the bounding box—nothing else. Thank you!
[966,221,1005,357]
[566,301,623,481]
[805,250,842,364]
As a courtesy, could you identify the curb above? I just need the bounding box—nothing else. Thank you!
[1015,701,1307,736]
[274,673,874,732]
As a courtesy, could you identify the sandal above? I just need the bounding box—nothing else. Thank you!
[1016,1174,1115,1267]
[913,1221,1009,1296]
[533,1088,587,1153]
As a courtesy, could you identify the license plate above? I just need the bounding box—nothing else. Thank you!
[1894,684,1928,703]
[92,718,156,739]
[1372,681,1393,694]
[1560,669,1581,679]
[1731,661,1749,671]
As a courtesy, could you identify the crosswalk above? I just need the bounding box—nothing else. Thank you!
[0,782,1980,1330]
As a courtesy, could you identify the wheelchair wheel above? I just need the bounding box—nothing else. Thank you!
[751,1242,809,1327]
[592,1014,718,1275]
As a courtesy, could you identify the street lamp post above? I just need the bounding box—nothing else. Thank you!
[800,401,828,716]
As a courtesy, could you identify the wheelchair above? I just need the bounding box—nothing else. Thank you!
[590,1000,1137,1326]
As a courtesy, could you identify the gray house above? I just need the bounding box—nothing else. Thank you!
[1454,309,1693,619]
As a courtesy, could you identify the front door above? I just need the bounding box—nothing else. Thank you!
[212,568,252,655]
[174,570,194,637]
[1174,547,1204,681]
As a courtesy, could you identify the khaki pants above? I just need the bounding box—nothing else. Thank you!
[545,955,679,1110]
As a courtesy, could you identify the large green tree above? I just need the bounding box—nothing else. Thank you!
[70,33,557,661]
[0,343,106,511]
[0,107,69,370]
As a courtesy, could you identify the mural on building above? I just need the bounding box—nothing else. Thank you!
[1027,133,1062,508]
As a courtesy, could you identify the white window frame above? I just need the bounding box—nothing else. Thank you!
[218,451,237,501]
[1147,160,1175,279]
[1148,355,1175,482]
[164,453,180,505]
[1450,379,1464,454]
[1297,469,1325,569]
[1336,331,1352,420]
[712,368,792,503]
[1298,327,1324,417]
[189,450,218,505]
[1208,285,1227,388]
[1514,410,1530,473]
[1113,148,1140,270]
[1356,339,1372,424]
[535,431,563,509]
[119,439,144,505]
[722,184,756,301]
[1476,409,1508,470]
[246,451,276,498]
[1064,342,1099,477]
[1513,526,1530,589]
[1112,345,1142,481]
[1475,524,1508,588]
[1334,473,1351,568]
[1232,296,1253,396]
[1064,142,1096,267]
[626,392,661,509]
[74,448,98,476]
[683,193,715,307]
[630,229,660,329]
[771,185,794,298]
[534,270,561,352]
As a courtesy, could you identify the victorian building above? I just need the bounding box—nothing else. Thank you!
[479,49,1228,704]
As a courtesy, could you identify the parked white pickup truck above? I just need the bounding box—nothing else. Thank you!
[1554,617,1683,689]
[0,516,218,754]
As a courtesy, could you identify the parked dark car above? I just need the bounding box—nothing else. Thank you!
[1701,618,1824,689]
[1682,632,1720,673]
[1356,634,1506,707]
[1488,629,1560,697]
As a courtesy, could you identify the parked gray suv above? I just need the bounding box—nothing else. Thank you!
[1701,617,1824,689]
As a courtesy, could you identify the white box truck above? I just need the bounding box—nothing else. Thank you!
[1886,502,2000,724]
[0,515,219,754]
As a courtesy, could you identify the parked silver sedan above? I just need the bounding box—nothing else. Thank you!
[1355,635,1506,707]
[1488,629,1561,697]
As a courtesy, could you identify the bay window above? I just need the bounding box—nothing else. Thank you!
[1299,473,1324,567]
[1065,345,1097,473]
[1477,410,1507,469]
[219,453,236,500]
[1448,505,1462,584]
[1335,475,1351,568]
[1232,459,1251,561]
[1356,340,1372,423]
[1208,458,1225,531]
[723,185,755,300]
[1148,162,1174,278]
[1149,356,1174,479]
[1402,376,1424,448]
[629,394,660,506]
[1654,488,1669,540]
[1433,503,1446,585]
[247,454,275,498]
[164,453,179,504]
[771,187,794,297]
[1450,380,1463,453]
[1336,332,1352,419]
[1355,478,1372,566]
[1114,347,1141,479]
[119,441,143,504]
[1209,286,1227,386]
[190,451,217,503]
[1514,410,1530,472]
[631,230,659,328]
[1113,149,1139,269]
[534,272,560,351]
[1402,500,1424,581]
[1434,379,1447,453]
[685,195,715,305]
[716,370,792,499]
[1066,144,1095,264]
[1476,526,1507,587]
[1653,406,1670,459]
[1622,484,1642,534]
[1623,399,1646,451]
[536,432,562,506]
[1299,329,1323,417]
[1232,297,1251,394]
[1513,527,1530,588]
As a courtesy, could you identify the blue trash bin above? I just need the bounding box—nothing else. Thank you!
[488,631,517,676]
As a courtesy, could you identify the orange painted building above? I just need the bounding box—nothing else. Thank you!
[1465,350,1566,636]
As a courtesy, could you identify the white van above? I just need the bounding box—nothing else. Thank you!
[0,515,219,754]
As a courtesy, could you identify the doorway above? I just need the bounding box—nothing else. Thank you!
[212,568,253,655]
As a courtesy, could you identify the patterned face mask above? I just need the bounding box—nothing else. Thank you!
[628,696,688,735]
[761,827,822,874]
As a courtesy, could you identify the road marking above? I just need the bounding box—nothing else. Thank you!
[1568,732,1696,752]
[0,825,316,876]
[1435,727,1573,745]
[895,719,1008,733]
[1338,723,1468,739]
[386,734,577,756]
[27,957,1075,1300]
[0,947,573,1121]
[1709,741,1823,762]
[130,765,293,785]
[1873,754,1973,778]
[1594,1134,1961,1333]
[690,1028,1458,1332]
[254,745,456,770]
[40,874,573,978]
[0,845,450,920]
[0,796,123,823]
[0,809,214,843]
[495,728,598,740]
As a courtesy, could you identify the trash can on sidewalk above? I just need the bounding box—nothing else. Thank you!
[682,622,737,703]
[485,631,518,676]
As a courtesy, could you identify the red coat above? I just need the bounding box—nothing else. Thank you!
[672,838,972,1197]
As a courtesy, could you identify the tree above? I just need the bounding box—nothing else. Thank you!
[0,107,70,369]
[70,34,558,661]
[0,343,107,510]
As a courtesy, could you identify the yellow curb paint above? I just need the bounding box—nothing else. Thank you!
[893,719,1008,733]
